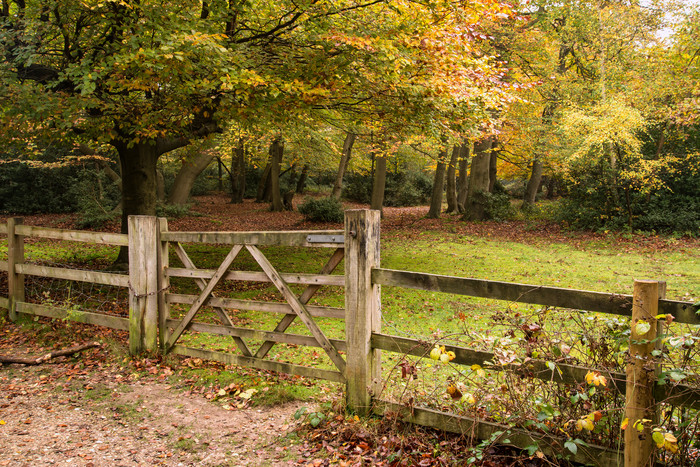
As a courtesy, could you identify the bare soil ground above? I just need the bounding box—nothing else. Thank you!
[0,324,311,467]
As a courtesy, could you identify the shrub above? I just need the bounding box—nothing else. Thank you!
[71,169,122,228]
[298,197,344,223]
[0,162,82,214]
[342,170,433,207]
[556,151,700,235]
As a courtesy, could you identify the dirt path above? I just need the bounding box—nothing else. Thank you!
[0,338,312,467]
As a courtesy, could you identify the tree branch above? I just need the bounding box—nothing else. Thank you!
[0,342,101,366]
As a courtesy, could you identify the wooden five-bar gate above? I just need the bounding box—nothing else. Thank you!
[1,210,699,466]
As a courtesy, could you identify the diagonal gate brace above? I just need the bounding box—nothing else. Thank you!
[254,248,344,359]
[246,245,347,374]
[166,244,243,352]
[172,242,252,357]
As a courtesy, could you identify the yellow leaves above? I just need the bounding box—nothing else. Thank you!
[429,345,456,363]
[574,411,603,432]
[470,364,486,378]
[585,371,607,387]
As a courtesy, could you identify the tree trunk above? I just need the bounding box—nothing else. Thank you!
[427,149,447,218]
[445,145,460,213]
[230,138,246,203]
[331,132,356,199]
[370,154,387,213]
[462,137,492,222]
[488,141,498,193]
[457,143,470,212]
[521,157,543,209]
[113,141,160,266]
[168,151,217,206]
[256,159,272,202]
[296,164,309,194]
[270,137,284,212]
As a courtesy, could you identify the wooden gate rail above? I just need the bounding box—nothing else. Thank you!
[165,267,344,286]
[172,345,345,383]
[161,230,344,247]
[166,319,348,352]
[165,294,345,319]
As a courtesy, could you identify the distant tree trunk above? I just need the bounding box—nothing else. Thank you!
[230,138,246,203]
[457,143,470,212]
[546,175,556,199]
[256,158,272,202]
[296,164,309,194]
[331,132,356,199]
[156,169,165,202]
[462,137,492,222]
[521,158,543,209]
[445,145,460,213]
[371,153,387,213]
[217,157,223,191]
[168,151,217,206]
[488,141,498,193]
[427,149,447,218]
[269,137,284,212]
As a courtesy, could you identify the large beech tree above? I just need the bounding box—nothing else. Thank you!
[1,0,515,248]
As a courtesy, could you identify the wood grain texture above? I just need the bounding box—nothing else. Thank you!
[14,224,128,246]
[172,345,345,383]
[161,230,343,247]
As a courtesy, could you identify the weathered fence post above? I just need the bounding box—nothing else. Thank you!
[625,280,663,467]
[7,218,25,322]
[344,209,381,415]
[157,217,170,352]
[128,215,159,354]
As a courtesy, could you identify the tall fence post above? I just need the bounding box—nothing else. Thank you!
[7,217,25,322]
[157,217,170,353]
[625,280,663,467]
[344,209,381,415]
[128,215,159,354]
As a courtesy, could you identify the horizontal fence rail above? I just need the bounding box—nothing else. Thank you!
[371,333,700,410]
[14,225,128,246]
[373,268,700,325]
[15,264,129,287]
[373,401,622,466]
[15,301,129,331]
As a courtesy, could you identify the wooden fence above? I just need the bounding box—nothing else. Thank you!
[1,210,698,466]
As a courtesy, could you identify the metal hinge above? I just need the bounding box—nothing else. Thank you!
[306,234,344,244]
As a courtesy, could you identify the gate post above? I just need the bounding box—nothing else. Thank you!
[7,218,25,322]
[128,215,159,354]
[625,280,664,467]
[157,217,170,353]
[344,209,381,415]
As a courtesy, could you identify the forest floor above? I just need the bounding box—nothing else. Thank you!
[1,194,698,466]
